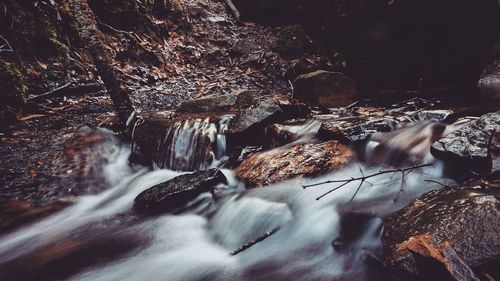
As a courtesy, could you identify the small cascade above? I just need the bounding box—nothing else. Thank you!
[153,116,232,171]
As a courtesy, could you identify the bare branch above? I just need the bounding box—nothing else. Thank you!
[303,164,433,201]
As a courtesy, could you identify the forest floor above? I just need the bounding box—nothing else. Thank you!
[0,0,311,231]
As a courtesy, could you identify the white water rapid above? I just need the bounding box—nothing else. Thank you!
[0,121,454,281]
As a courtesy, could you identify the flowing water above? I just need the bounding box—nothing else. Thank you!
[0,120,457,281]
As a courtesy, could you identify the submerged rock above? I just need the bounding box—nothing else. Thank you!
[134,169,227,214]
[383,188,500,280]
[234,140,354,187]
[431,112,500,175]
[293,70,358,107]
[176,89,255,113]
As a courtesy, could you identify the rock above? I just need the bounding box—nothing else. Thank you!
[266,119,321,148]
[478,60,500,101]
[231,39,261,56]
[227,97,310,146]
[431,112,500,175]
[318,117,397,144]
[271,25,312,58]
[293,70,358,107]
[43,127,121,198]
[234,140,354,187]
[383,188,500,280]
[176,89,255,113]
[134,169,227,214]
[490,129,500,175]
[286,55,335,80]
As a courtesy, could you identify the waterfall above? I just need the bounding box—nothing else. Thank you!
[152,116,232,171]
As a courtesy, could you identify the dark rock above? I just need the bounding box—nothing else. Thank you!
[383,188,500,280]
[318,117,397,144]
[478,60,500,101]
[431,112,500,175]
[134,169,227,214]
[490,129,500,175]
[233,0,500,96]
[234,140,354,187]
[176,89,255,113]
[227,97,310,146]
[271,25,312,58]
[286,55,334,80]
[293,70,358,107]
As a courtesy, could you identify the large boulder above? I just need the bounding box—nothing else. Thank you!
[134,168,227,214]
[233,0,500,96]
[383,188,500,280]
[431,112,499,175]
[234,140,354,187]
[293,70,358,107]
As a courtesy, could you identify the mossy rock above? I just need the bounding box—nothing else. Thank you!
[0,59,27,109]
[272,25,312,58]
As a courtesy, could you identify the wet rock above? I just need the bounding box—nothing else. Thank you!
[383,188,500,280]
[478,60,500,101]
[490,129,500,174]
[293,70,358,107]
[234,140,354,187]
[176,89,255,113]
[227,97,310,146]
[134,169,227,214]
[266,119,321,148]
[272,25,312,58]
[318,117,397,144]
[43,127,121,198]
[431,112,500,175]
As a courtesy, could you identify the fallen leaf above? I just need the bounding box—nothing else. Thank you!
[20,114,47,121]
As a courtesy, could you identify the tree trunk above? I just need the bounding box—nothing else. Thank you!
[67,0,134,128]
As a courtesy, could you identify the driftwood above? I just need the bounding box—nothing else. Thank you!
[67,0,134,128]
[303,164,433,201]
[27,83,104,102]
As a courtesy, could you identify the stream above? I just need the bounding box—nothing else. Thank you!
[0,120,451,281]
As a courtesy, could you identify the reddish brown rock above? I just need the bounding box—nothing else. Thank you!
[234,140,355,187]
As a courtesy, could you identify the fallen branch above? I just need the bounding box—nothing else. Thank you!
[229,226,280,256]
[26,82,71,101]
[0,34,13,53]
[303,164,433,201]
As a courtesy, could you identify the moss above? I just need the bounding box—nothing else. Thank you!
[0,0,68,57]
[272,25,312,58]
[0,59,27,109]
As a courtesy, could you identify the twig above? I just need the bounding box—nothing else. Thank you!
[303,164,433,201]
[0,34,13,53]
[229,226,280,256]
[27,82,71,101]
[223,0,240,21]
[424,179,457,189]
